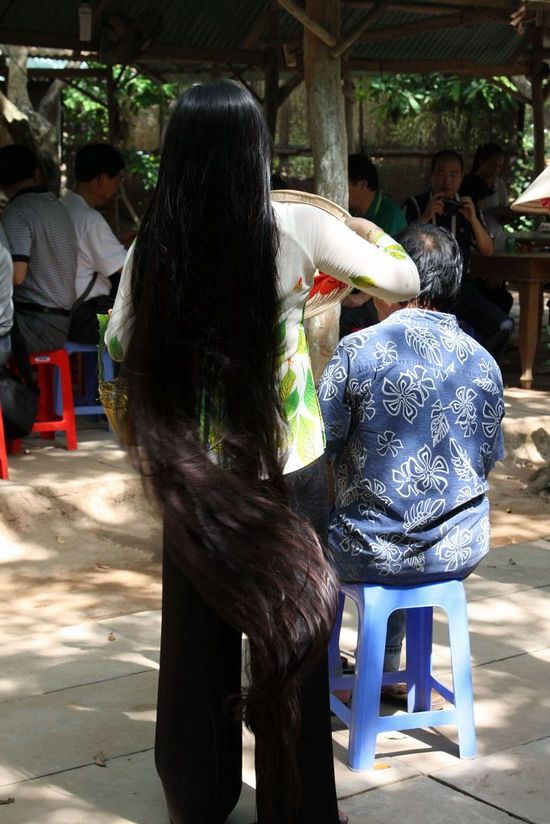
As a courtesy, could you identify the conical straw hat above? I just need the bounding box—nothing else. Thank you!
[511,165,550,214]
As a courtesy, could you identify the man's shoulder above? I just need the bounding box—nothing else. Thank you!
[63,190,114,239]
[403,191,429,219]
[340,320,404,363]
[62,190,99,223]
[376,192,407,234]
[378,191,402,212]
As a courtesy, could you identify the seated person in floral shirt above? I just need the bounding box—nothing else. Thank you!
[319,224,504,704]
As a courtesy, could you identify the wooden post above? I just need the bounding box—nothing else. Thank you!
[105,66,120,233]
[303,0,347,204]
[531,26,546,176]
[344,69,355,153]
[264,9,280,139]
[303,0,348,379]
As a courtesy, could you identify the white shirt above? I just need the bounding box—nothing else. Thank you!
[62,190,127,300]
[106,200,419,473]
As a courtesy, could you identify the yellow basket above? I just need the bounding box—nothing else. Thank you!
[99,379,133,445]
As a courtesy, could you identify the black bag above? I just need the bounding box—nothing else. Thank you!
[0,366,39,439]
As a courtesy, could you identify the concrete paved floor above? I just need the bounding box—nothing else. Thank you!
[1,405,550,823]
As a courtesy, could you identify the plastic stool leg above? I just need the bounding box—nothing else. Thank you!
[406,606,433,712]
[8,438,22,455]
[447,583,476,757]
[58,357,77,450]
[348,588,388,770]
[102,349,115,381]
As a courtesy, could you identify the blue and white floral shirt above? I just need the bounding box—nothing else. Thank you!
[319,309,505,584]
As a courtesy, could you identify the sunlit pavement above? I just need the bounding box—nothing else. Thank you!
[1,415,549,823]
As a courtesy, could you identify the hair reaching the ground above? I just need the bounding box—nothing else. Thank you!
[124,80,338,821]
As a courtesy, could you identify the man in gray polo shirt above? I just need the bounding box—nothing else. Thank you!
[0,145,77,353]
[0,225,13,366]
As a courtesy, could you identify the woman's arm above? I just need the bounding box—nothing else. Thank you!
[105,244,135,361]
[305,207,420,303]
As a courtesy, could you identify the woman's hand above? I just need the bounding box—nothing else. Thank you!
[345,216,383,243]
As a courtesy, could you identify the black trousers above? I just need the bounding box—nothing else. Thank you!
[155,456,339,823]
[69,294,115,345]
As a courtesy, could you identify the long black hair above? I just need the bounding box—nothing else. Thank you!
[124,80,337,821]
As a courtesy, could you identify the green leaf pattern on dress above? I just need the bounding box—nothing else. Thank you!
[107,333,124,362]
[278,321,325,468]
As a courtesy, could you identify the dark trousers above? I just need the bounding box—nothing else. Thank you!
[69,294,115,345]
[155,456,339,824]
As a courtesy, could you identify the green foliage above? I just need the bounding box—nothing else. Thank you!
[355,73,517,124]
[63,79,108,143]
[117,69,177,113]
[62,66,178,188]
[124,148,160,190]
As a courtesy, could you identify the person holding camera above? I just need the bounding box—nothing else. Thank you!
[403,149,513,360]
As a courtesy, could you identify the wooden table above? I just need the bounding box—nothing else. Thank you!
[471,253,550,389]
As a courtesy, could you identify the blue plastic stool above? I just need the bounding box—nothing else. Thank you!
[55,341,115,416]
[329,580,476,770]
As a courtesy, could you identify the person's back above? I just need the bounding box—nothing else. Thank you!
[0,145,77,353]
[63,142,127,344]
[320,223,504,694]
[321,307,503,582]
[0,225,13,366]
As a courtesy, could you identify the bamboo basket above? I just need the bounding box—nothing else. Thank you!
[98,378,134,445]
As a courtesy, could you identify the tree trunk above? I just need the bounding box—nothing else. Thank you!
[303,0,348,380]
[1,46,61,193]
[303,0,347,205]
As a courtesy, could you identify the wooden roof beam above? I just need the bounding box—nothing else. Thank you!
[276,0,337,47]
[345,58,530,75]
[140,44,266,66]
[357,9,509,42]
[240,3,276,49]
[331,0,394,58]
[343,1,509,13]
[0,29,99,52]
[25,67,108,79]
[278,71,303,104]
[226,64,263,102]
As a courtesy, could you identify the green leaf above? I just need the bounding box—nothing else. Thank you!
[296,415,320,465]
[303,368,320,417]
[297,324,308,355]
[351,274,376,289]
[108,334,124,362]
[280,366,296,403]
[284,387,300,420]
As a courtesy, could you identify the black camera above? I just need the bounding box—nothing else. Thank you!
[442,197,461,216]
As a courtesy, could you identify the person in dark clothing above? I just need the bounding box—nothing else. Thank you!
[403,149,514,360]
[340,154,408,338]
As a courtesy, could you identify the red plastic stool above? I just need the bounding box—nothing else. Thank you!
[30,350,77,450]
[0,404,8,479]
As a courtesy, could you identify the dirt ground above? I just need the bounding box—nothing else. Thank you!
[488,456,550,547]
[2,306,550,627]
[1,425,549,633]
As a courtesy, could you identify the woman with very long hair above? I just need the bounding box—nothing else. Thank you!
[106,80,419,824]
